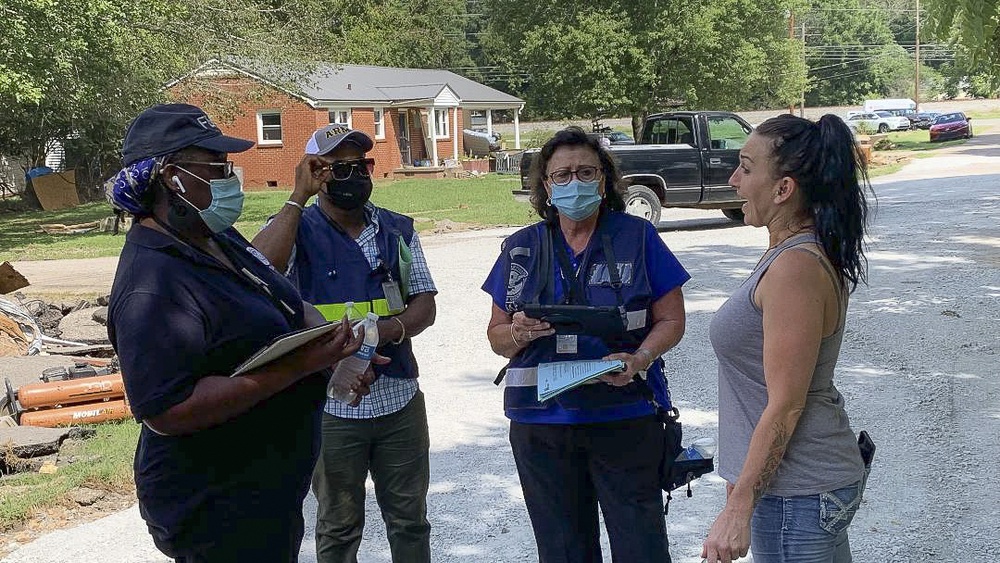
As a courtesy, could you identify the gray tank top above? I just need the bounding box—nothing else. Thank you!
[710,233,864,496]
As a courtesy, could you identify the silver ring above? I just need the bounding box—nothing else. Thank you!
[528,330,533,340]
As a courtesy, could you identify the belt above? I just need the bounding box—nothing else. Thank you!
[314,299,403,321]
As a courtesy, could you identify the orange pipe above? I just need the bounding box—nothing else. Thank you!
[19,399,132,427]
[17,373,125,409]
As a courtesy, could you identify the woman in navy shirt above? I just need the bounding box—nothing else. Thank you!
[106,104,369,562]
[482,127,690,562]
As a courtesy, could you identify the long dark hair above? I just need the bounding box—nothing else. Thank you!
[755,114,873,291]
[527,126,627,223]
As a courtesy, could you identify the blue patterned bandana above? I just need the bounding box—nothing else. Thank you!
[106,158,159,215]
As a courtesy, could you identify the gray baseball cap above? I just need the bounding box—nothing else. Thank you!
[305,124,374,155]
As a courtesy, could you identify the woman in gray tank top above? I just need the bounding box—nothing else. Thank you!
[702,114,873,563]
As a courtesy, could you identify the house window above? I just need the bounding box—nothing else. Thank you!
[434,109,449,139]
[257,111,282,145]
[328,109,352,128]
[373,108,385,139]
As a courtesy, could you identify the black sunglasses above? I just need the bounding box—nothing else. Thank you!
[315,158,376,181]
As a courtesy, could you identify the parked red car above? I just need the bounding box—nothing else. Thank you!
[929,112,973,142]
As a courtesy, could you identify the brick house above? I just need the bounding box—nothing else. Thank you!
[167,61,524,190]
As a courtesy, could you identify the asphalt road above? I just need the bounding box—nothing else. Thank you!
[4,130,1000,562]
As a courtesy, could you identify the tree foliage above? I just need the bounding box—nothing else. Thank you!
[478,0,806,135]
[925,0,1000,76]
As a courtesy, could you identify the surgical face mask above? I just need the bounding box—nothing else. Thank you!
[323,175,373,210]
[551,178,602,221]
[173,166,245,232]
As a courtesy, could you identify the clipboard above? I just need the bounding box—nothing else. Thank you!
[536,359,625,401]
[231,322,339,376]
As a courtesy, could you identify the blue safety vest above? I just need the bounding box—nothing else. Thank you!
[500,211,672,421]
[292,205,418,380]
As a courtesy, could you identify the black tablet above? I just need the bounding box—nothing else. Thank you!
[523,304,625,337]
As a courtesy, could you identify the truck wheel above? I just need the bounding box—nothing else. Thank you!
[722,208,745,222]
[625,185,661,224]
[877,124,889,133]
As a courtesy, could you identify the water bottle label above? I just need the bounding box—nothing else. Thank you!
[356,342,376,361]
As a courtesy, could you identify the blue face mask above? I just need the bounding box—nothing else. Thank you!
[551,179,602,221]
[174,167,245,233]
[199,175,245,232]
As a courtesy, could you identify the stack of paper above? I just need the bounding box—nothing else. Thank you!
[537,359,626,402]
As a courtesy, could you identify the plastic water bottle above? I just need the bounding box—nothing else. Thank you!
[676,437,717,461]
[328,312,379,403]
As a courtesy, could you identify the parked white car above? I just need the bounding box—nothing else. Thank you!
[874,110,911,131]
[845,112,894,134]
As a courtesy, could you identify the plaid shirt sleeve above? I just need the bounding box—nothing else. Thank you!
[405,232,437,296]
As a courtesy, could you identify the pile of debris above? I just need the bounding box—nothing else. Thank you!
[0,280,133,476]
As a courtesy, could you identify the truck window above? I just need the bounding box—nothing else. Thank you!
[644,117,694,145]
[707,116,750,150]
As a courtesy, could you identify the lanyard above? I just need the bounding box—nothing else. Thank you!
[150,217,298,325]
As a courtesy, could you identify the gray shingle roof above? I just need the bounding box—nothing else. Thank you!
[298,64,522,105]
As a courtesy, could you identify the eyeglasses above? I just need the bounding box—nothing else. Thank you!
[172,161,235,178]
[546,165,601,186]
[315,158,376,181]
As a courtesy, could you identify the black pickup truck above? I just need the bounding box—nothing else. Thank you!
[516,111,753,224]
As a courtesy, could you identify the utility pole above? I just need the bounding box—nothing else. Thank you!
[789,11,796,114]
[915,0,921,112]
[801,22,806,118]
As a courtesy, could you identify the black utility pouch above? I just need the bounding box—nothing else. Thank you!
[657,408,714,514]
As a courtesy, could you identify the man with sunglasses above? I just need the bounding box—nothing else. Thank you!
[253,124,437,563]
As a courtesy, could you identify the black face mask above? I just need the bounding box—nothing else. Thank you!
[323,175,373,210]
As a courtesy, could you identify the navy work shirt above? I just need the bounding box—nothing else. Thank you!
[107,224,327,552]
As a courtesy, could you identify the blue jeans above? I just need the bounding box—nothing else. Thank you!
[750,480,863,563]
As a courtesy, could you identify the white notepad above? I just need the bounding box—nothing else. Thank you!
[231,322,339,376]
[536,359,626,402]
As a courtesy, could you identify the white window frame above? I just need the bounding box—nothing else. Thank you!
[373,107,385,139]
[434,109,449,139]
[328,108,353,128]
[256,110,283,145]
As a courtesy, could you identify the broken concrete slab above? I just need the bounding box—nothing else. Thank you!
[90,307,108,325]
[0,355,88,391]
[0,426,71,458]
[69,487,106,506]
[57,309,109,343]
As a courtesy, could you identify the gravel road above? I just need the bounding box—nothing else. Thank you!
[4,131,999,562]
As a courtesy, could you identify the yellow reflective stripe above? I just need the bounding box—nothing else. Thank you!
[313,299,403,322]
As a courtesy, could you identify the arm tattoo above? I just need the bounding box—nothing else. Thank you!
[752,421,791,504]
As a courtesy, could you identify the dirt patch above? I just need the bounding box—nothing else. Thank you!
[1,488,135,557]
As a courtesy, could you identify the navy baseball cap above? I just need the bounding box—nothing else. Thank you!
[305,124,374,155]
[122,103,254,165]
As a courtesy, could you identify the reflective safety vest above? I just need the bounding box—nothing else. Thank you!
[500,211,672,420]
[292,205,418,379]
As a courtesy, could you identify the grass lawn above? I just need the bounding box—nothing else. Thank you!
[0,176,534,262]
[0,421,140,532]
[879,129,969,151]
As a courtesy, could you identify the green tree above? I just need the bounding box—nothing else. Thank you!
[802,0,914,106]
[0,0,347,206]
[479,0,806,137]
[925,0,1000,77]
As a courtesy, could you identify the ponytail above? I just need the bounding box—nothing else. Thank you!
[756,114,873,292]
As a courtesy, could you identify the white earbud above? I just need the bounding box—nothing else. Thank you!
[171,176,186,194]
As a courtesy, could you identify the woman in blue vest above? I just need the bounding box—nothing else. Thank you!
[702,114,872,563]
[482,126,690,562]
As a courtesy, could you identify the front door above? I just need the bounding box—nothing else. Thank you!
[398,111,411,165]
